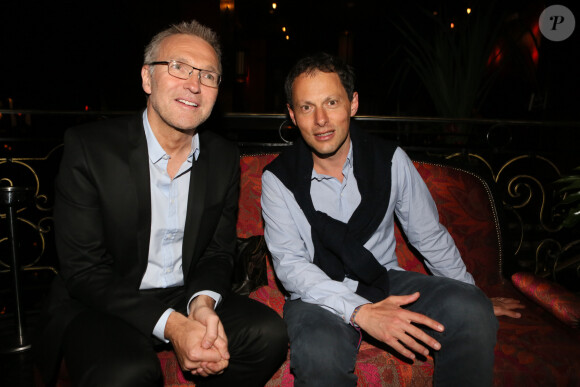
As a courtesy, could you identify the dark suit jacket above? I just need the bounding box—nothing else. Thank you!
[34,112,240,382]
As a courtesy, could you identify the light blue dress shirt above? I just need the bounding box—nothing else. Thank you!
[140,110,220,341]
[261,143,474,325]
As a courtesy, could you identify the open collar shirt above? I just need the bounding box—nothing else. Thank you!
[140,109,199,290]
[139,109,219,341]
[261,143,474,325]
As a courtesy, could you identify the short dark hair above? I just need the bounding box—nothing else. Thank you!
[284,52,356,107]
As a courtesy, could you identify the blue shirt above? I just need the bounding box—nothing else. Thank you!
[261,144,474,325]
[140,110,220,341]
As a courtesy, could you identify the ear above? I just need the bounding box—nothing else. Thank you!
[287,104,297,126]
[141,66,152,95]
[350,92,359,117]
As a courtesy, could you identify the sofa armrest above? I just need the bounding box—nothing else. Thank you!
[511,272,580,328]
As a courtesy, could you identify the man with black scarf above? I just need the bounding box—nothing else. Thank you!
[261,52,523,387]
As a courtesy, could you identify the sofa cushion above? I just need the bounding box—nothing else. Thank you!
[511,271,580,328]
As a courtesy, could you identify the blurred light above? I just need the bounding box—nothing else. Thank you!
[526,21,541,66]
[466,8,472,14]
[487,45,503,67]
[220,0,234,11]
[285,35,290,40]
[282,26,286,32]
[433,11,438,16]
[531,48,539,65]
[450,22,455,29]
[85,105,89,111]
[272,3,277,9]
[236,51,245,77]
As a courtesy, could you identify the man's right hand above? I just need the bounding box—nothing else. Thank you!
[164,311,229,375]
[354,292,444,360]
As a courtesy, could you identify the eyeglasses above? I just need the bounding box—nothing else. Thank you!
[148,60,221,88]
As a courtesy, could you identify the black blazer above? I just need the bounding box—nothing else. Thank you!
[34,112,240,382]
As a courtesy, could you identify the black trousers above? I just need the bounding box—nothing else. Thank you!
[62,291,288,387]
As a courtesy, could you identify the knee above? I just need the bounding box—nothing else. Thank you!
[232,305,288,366]
[283,302,359,385]
[290,323,357,373]
[289,325,358,386]
[256,310,289,359]
[440,285,498,341]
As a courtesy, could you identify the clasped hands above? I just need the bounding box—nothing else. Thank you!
[165,295,230,377]
[354,292,524,360]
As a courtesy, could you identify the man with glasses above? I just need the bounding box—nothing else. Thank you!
[35,20,288,387]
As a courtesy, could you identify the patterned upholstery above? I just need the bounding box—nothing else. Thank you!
[236,153,278,239]
[46,153,580,386]
[511,271,580,328]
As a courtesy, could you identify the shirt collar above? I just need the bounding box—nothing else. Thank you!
[311,139,353,181]
[142,109,200,164]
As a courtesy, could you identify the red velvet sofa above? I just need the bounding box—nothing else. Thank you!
[42,152,580,386]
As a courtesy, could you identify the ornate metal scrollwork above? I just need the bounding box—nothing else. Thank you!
[446,151,578,282]
[0,144,62,275]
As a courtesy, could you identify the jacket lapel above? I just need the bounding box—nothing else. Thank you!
[182,140,208,278]
[127,113,152,276]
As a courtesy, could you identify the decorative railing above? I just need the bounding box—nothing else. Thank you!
[0,145,62,275]
[0,110,578,313]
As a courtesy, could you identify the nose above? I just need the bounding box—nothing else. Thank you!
[184,71,201,93]
[315,108,328,127]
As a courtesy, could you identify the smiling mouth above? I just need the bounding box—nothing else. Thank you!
[178,99,198,107]
[315,131,334,138]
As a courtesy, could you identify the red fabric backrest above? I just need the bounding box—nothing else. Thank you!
[237,153,279,238]
[412,162,502,286]
[237,154,503,287]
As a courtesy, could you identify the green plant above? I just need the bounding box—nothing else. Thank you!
[394,2,506,118]
[552,166,580,229]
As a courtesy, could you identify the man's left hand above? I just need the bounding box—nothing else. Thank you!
[188,295,230,376]
[491,297,524,318]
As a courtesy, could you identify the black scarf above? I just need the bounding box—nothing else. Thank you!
[265,122,397,302]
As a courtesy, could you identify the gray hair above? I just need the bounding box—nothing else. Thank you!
[144,20,222,72]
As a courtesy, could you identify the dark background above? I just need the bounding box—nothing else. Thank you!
[1,0,579,120]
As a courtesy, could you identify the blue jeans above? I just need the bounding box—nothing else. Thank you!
[283,270,498,387]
